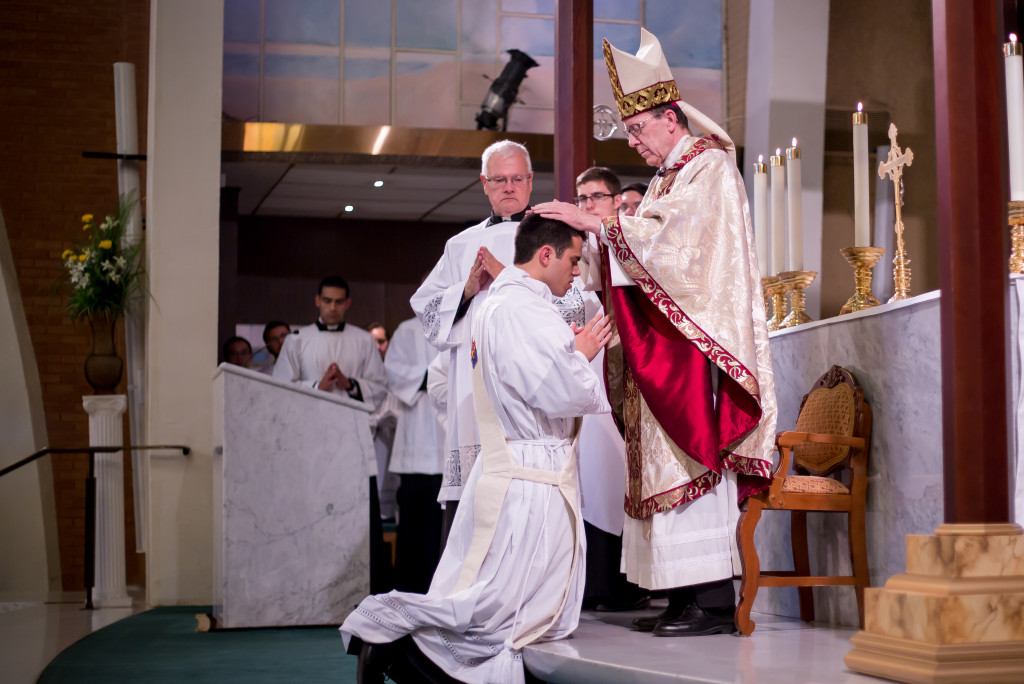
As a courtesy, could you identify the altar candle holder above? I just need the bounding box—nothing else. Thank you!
[1010,201,1024,274]
[778,270,817,328]
[761,275,784,331]
[839,246,886,314]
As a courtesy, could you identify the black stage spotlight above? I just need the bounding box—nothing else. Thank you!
[475,49,539,131]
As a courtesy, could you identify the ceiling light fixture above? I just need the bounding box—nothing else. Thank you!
[476,49,539,131]
[344,205,354,212]
[373,180,383,187]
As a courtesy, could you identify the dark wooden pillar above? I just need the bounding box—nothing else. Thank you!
[554,0,593,201]
[932,0,1012,523]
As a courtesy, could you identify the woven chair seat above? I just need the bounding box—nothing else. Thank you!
[781,475,850,495]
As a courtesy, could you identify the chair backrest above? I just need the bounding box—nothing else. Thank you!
[792,365,867,477]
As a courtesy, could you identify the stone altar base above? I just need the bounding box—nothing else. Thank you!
[845,524,1024,683]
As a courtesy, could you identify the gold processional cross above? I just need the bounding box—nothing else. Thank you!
[877,122,914,301]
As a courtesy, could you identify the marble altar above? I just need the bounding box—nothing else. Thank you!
[212,363,375,628]
[754,281,1023,627]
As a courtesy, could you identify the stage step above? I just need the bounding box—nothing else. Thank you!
[524,609,888,683]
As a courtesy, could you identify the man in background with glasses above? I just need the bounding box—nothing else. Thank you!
[535,28,777,638]
[618,182,648,217]
[570,166,652,615]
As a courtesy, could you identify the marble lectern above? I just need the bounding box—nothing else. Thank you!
[212,363,375,628]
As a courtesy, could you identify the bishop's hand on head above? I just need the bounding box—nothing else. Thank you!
[531,201,604,235]
[570,313,613,362]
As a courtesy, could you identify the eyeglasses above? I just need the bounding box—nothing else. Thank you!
[573,192,614,207]
[624,113,659,138]
[484,174,531,187]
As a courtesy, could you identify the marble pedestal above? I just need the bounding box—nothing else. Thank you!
[845,524,1024,683]
[82,394,132,609]
[212,364,375,628]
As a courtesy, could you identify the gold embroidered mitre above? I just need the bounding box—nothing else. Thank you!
[603,28,737,160]
[602,28,680,119]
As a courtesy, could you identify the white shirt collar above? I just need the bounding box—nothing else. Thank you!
[493,265,554,301]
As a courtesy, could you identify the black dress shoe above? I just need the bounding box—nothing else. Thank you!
[651,603,735,637]
[630,599,687,632]
[356,641,393,683]
[630,613,662,632]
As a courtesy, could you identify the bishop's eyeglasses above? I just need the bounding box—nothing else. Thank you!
[484,175,531,187]
[624,113,659,138]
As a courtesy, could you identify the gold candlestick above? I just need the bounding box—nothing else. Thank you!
[761,275,784,331]
[839,246,885,314]
[1010,201,1024,274]
[778,270,817,328]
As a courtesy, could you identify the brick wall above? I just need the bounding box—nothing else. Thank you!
[0,0,150,590]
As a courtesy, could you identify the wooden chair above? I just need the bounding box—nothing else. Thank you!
[734,365,872,636]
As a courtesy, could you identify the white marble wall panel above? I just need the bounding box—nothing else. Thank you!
[754,292,946,626]
[212,364,375,628]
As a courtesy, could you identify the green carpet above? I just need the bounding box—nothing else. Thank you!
[37,606,357,683]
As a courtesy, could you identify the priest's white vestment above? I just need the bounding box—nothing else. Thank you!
[385,317,444,475]
[411,218,591,502]
[272,323,387,410]
[342,266,610,684]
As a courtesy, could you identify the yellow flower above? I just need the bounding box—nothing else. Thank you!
[99,240,113,249]
[78,254,87,262]
[82,214,94,223]
[62,249,73,259]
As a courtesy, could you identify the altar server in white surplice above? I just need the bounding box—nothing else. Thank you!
[342,214,613,684]
[273,276,386,411]
[411,141,592,543]
[385,317,446,592]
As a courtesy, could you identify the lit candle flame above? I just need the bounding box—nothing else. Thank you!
[1012,33,1018,43]
[857,102,863,112]
[758,154,764,163]
[775,148,781,156]
[791,137,798,148]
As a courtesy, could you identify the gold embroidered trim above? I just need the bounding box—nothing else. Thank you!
[602,39,681,119]
[606,220,761,401]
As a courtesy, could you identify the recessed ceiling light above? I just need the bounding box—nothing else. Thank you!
[344,205,354,212]
[373,180,384,188]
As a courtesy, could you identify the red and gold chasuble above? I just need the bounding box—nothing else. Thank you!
[600,136,777,520]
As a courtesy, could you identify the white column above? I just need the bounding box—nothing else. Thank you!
[145,0,223,605]
[114,62,148,554]
[83,394,132,608]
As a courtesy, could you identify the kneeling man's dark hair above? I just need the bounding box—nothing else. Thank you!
[514,214,586,265]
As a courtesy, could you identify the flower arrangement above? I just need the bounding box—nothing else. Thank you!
[58,194,145,323]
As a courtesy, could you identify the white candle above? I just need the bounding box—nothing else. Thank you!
[853,103,871,246]
[1005,34,1024,201]
[785,138,803,270]
[770,149,785,274]
[753,156,768,277]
